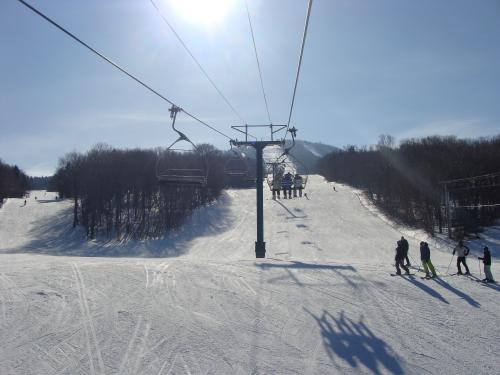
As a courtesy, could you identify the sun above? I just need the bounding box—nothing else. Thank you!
[168,0,236,27]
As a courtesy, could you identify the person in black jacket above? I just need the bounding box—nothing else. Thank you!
[478,246,495,283]
[400,236,411,267]
[395,241,410,275]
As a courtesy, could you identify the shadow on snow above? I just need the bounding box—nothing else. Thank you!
[306,309,404,375]
[400,276,449,304]
[4,193,235,258]
[257,261,359,288]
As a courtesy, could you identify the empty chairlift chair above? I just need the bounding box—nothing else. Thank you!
[156,105,208,187]
[224,146,252,187]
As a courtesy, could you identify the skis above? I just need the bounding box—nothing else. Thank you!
[390,273,416,277]
[474,279,496,283]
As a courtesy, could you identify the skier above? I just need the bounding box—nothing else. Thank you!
[420,242,437,278]
[395,241,410,275]
[293,174,304,198]
[23,199,27,206]
[478,246,495,283]
[272,173,282,200]
[400,236,411,267]
[453,240,470,275]
[281,172,293,199]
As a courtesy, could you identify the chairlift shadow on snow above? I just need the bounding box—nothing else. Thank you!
[5,193,235,258]
[273,199,307,219]
[35,199,59,204]
[305,309,405,375]
[257,261,359,288]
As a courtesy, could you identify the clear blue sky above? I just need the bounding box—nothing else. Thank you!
[1,0,500,176]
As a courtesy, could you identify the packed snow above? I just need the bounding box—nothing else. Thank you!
[0,174,499,374]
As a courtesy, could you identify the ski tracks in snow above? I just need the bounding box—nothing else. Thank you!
[71,262,106,375]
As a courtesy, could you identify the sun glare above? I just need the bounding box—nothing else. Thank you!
[169,0,236,26]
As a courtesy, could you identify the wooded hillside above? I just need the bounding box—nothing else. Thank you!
[52,144,237,239]
[0,160,29,206]
[317,135,500,235]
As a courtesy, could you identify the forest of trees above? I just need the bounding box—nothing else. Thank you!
[28,176,52,190]
[317,135,500,236]
[0,159,29,207]
[52,144,246,240]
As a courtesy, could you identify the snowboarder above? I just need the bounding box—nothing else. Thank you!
[478,246,494,283]
[453,240,470,275]
[420,242,437,278]
[395,241,410,275]
[281,172,293,199]
[272,174,282,200]
[400,236,411,267]
[293,174,304,198]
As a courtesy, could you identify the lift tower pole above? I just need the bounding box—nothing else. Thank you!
[231,137,283,258]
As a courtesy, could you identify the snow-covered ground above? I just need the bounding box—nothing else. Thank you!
[0,176,499,374]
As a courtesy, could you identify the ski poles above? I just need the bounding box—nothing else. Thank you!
[446,253,455,275]
[409,253,421,272]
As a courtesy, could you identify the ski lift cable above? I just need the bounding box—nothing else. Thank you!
[244,0,272,124]
[16,0,234,141]
[454,203,500,209]
[284,0,313,139]
[148,0,247,125]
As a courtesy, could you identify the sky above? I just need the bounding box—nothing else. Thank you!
[1,0,500,176]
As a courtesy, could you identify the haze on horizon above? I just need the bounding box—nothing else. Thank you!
[1,0,499,176]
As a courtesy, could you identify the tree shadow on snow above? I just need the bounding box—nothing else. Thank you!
[306,309,404,375]
[4,193,235,258]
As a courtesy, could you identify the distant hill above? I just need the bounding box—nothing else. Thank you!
[286,140,339,173]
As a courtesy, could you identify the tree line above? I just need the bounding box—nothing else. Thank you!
[52,144,249,240]
[317,135,500,236]
[0,159,29,206]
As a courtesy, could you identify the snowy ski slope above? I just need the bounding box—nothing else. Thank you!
[0,170,499,374]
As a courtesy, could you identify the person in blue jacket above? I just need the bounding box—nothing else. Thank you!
[281,172,293,199]
[420,242,437,278]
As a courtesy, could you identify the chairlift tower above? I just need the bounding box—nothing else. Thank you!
[231,125,285,258]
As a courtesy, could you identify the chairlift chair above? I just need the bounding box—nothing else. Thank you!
[156,105,208,186]
[224,145,249,177]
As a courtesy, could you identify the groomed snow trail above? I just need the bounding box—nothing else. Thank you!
[0,182,499,374]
